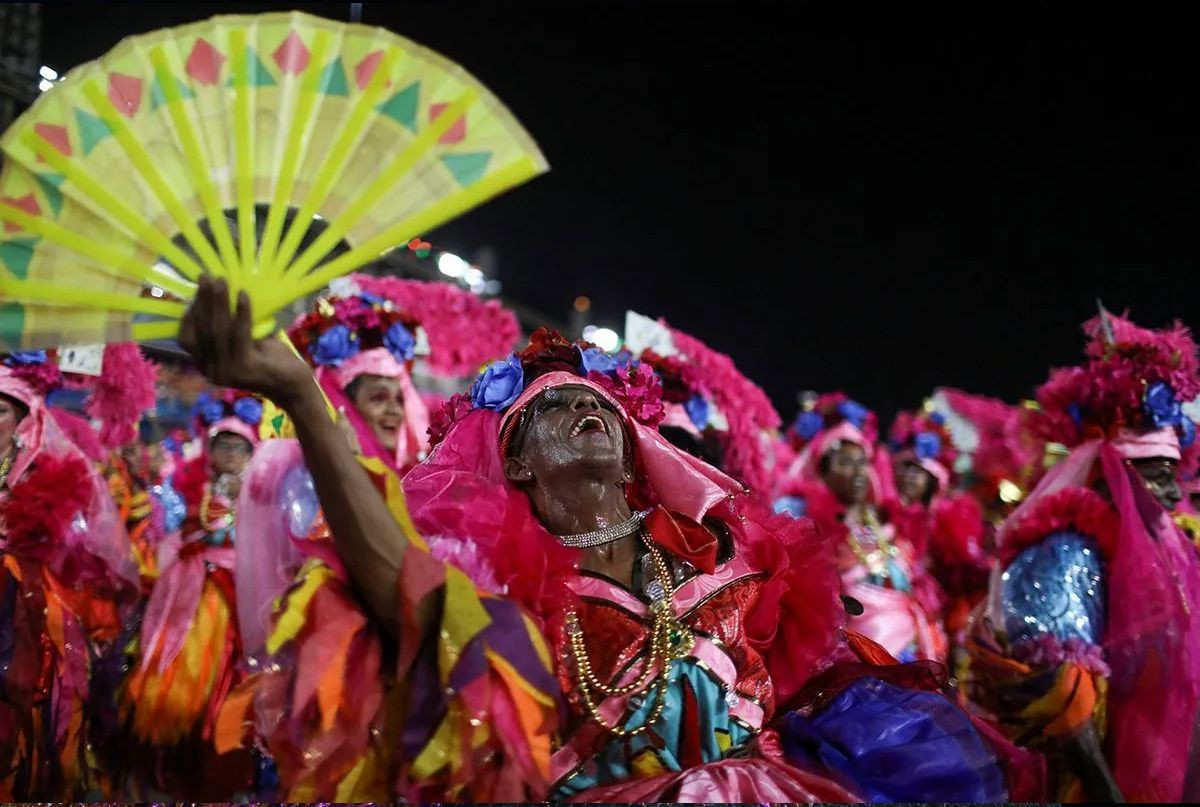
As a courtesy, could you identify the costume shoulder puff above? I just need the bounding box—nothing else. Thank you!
[999,486,1119,566]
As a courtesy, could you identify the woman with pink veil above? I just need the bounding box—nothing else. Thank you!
[0,353,137,799]
[965,311,1200,802]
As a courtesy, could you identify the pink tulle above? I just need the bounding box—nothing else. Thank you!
[85,343,158,448]
[0,367,136,591]
[48,407,105,463]
[235,439,307,658]
[1096,442,1200,802]
[351,274,521,378]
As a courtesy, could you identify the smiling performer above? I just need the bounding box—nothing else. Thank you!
[965,310,1200,802]
[188,280,1035,803]
[287,286,430,475]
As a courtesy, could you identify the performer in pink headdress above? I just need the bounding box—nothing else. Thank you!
[965,310,1200,802]
[773,392,947,663]
[885,406,985,654]
[118,390,264,799]
[0,353,137,799]
[183,278,1035,802]
[287,283,431,475]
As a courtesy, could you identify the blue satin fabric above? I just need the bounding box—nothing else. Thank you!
[1001,529,1105,646]
[781,676,1007,803]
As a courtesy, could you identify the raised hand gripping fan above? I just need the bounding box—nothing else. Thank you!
[0,11,546,351]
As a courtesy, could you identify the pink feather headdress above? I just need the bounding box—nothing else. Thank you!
[1032,310,1200,453]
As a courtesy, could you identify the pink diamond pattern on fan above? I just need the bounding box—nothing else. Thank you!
[108,73,143,118]
[32,123,72,158]
[2,194,40,233]
[355,51,387,90]
[273,32,310,75]
[429,103,466,144]
[186,38,225,86]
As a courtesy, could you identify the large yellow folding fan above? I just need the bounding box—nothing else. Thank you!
[0,11,547,350]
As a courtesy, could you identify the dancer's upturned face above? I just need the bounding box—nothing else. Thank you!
[505,385,626,487]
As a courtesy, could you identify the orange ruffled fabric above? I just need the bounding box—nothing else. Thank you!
[217,456,560,802]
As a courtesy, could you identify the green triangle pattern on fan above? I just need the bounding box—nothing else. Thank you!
[0,10,547,352]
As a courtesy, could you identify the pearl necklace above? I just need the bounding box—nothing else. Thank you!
[554,508,652,549]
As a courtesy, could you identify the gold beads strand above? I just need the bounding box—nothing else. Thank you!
[565,535,693,736]
[845,508,900,577]
[0,447,14,490]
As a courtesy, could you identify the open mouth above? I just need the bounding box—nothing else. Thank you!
[569,412,608,438]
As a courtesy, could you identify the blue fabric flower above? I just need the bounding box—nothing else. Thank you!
[1067,402,1084,426]
[1144,381,1183,428]
[4,350,47,366]
[198,397,225,425]
[928,411,946,426]
[579,347,619,375]
[233,396,263,426]
[1180,418,1197,449]
[795,410,824,440]
[613,349,635,369]
[383,322,416,362]
[914,431,941,460]
[684,394,711,430]
[838,399,868,428]
[471,353,524,410]
[359,291,386,307]
[310,324,360,367]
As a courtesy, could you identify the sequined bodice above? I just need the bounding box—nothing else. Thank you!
[1001,529,1106,645]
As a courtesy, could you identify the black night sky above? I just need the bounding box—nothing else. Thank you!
[42,2,1200,423]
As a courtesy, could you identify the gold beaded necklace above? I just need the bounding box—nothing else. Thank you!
[845,507,901,578]
[564,534,693,736]
[0,447,16,490]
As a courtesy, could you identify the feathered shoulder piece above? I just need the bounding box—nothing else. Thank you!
[999,486,1119,566]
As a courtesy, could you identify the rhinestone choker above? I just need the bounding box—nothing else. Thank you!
[555,508,652,548]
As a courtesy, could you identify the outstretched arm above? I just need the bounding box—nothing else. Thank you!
[179,277,418,637]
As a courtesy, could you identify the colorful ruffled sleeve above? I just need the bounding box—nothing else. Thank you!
[219,455,560,802]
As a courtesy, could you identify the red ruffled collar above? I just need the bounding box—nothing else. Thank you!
[1000,486,1119,565]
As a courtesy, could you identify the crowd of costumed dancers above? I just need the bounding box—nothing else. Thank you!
[3,267,1200,802]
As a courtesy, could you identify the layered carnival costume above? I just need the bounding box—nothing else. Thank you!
[220,328,1039,802]
[0,356,138,799]
[887,407,988,650]
[773,393,947,663]
[964,312,1200,802]
[118,390,266,797]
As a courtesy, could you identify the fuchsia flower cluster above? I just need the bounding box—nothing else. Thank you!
[1034,312,1200,446]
